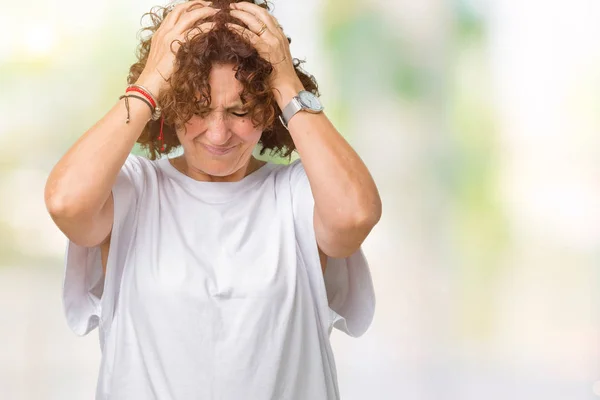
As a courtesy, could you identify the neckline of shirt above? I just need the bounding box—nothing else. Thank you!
[156,156,277,201]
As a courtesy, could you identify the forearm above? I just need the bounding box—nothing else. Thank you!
[45,94,152,218]
[275,82,382,232]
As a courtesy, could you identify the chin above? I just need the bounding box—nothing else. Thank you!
[196,149,248,176]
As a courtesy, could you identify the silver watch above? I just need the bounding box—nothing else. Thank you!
[279,90,324,129]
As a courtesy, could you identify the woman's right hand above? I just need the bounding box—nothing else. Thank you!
[136,0,218,97]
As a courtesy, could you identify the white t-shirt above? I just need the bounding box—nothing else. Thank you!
[62,154,375,400]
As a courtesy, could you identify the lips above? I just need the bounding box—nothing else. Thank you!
[202,144,235,155]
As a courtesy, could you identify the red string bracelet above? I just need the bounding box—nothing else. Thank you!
[122,84,165,150]
[159,116,165,151]
[126,86,156,108]
[126,85,161,121]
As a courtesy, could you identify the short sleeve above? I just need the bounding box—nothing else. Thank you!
[62,154,146,336]
[288,159,375,338]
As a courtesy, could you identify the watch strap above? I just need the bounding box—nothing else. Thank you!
[280,97,303,128]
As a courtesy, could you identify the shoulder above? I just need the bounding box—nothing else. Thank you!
[266,159,314,211]
[118,153,161,181]
[269,158,305,183]
[113,154,163,199]
[122,153,158,173]
[258,159,309,199]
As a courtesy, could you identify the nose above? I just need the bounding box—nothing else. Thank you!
[205,111,232,146]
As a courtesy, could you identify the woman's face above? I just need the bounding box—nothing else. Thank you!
[175,63,263,178]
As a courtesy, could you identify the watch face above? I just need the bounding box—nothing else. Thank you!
[298,91,323,111]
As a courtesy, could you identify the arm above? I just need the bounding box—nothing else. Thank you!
[44,86,155,247]
[227,2,382,258]
[276,84,382,258]
[45,2,217,248]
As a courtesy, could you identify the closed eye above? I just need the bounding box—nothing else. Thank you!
[193,110,249,117]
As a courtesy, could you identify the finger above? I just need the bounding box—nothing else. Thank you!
[225,23,260,46]
[230,5,287,44]
[228,9,270,37]
[169,22,216,54]
[161,0,212,30]
[173,6,219,35]
[186,0,213,11]
[182,22,216,41]
[229,1,280,34]
[162,1,207,30]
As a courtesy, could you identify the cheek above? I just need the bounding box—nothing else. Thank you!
[234,119,263,142]
[177,120,207,143]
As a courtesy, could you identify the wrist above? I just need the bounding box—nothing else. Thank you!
[272,79,305,110]
[134,73,166,99]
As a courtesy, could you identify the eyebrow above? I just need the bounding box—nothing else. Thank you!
[196,101,247,110]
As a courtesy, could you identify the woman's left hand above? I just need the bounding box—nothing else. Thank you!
[226,2,303,101]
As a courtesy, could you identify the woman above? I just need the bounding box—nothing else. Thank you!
[45,0,381,399]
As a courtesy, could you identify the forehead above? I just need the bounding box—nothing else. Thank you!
[205,64,244,106]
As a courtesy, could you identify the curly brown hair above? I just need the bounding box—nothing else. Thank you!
[127,0,319,160]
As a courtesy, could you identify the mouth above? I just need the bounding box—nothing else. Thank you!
[202,143,236,156]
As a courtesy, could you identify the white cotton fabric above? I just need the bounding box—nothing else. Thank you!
[62,154,375,400]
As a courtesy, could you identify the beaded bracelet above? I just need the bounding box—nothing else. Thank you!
[126,84,157,108]
[126,84,162,121]
[118,94,166,151]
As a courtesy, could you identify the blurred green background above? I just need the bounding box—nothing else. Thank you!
[1,0,600,398]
